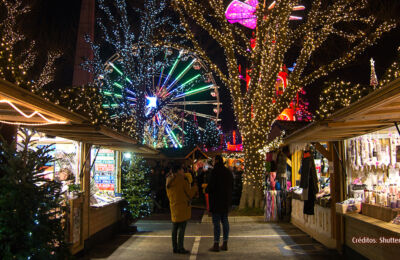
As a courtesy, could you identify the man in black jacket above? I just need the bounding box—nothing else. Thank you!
[206,155,233,252]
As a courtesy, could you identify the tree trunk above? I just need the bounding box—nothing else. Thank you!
[239,136,265,209]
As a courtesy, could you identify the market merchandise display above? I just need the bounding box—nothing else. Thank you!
[344,127,400,223]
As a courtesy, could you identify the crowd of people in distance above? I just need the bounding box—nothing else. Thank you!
[149,162,244,213]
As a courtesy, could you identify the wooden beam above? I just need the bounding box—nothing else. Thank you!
[312,142,332,161]
[327,120,389,128]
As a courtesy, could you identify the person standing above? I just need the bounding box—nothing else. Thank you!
[207,155,233,252]
[166,165,198,254]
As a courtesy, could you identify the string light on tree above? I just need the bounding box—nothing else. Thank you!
[172,0,397,208]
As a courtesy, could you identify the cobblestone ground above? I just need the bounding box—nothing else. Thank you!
[79,209,345,260]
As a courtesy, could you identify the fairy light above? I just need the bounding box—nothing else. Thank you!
[172,0,397,207]
[0,1,61,96]
[317,47,400,119]
[0,100,67,125]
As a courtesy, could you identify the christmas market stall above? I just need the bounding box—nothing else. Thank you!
[0,79,159,254]
[284,78,400,259]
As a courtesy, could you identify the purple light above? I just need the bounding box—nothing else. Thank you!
[225,0,258,29]
[225,1,304,29]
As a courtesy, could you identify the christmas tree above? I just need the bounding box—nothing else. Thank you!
[203,120,221,151]
[121,154,152,219]
[0,129,68,259]
[184,120,202,148]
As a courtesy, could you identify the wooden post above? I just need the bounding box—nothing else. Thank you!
[329,141,344,253]
[81,143,92,241]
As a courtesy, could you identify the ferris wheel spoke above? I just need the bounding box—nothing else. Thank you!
[159,110,185,134]
[168,74,202,96]
[166,59,196,91]
[160,51,182,89]
[173,108,221,121]
[172,84,215,100]
[108,62,134,84]
[171,100,222,106]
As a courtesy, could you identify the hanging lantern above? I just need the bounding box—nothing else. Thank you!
[210,91,216,97]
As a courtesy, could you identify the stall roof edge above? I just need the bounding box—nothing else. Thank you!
[284,78,400,144]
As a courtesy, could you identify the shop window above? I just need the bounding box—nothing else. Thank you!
[90,148,122,207]
[18,131,81,197]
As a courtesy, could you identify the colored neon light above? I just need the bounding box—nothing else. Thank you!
[174,84,214,99]
[225,0,304,29]
[0,100,67,125]
[167,59,196,90]
[225,0,257,29]
[102,103,119,108]
[113,82,123,89]
[167,126,182,148]
[162,51,182,88]
[167,74,202,97]
[109,62,123,75]
[165,126,178,148]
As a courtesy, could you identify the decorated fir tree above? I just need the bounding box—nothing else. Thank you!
[121,154,152,219]
[0,129,68,259]
[203,120,222,151]
[184,120,202,148]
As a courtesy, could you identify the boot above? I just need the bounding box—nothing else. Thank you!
[220,241,228,251]
[209,242,220,252]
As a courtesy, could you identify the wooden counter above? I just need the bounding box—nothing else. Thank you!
[344,213,400,260]
[291,198,336,249]
[89,201,122,237]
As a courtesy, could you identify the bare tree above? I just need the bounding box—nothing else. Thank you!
[172,0,397,208]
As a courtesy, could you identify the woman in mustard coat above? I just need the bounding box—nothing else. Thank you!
[166,165,198,254]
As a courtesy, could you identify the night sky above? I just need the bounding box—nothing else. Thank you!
[18,0,400,133]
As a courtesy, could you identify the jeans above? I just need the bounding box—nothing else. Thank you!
[172,221,187,250]
[212,213,229,243]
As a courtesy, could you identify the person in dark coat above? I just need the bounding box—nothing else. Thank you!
[206,155,233,252]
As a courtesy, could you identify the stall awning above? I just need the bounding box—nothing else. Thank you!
[0,79,159,155]
[285,78,400,143]
[0,79,86,125]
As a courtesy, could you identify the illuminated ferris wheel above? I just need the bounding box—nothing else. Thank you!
[101,47,221,148]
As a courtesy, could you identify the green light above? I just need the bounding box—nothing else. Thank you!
[113,82,123,89]
[102,103,119,108]
[181,74,201,87]
[185,85,213,95]
[162,52,181,87]
[102,91,112,96]
[167,59,196,90]
[170,130,182,148]
[109,62,123,75]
